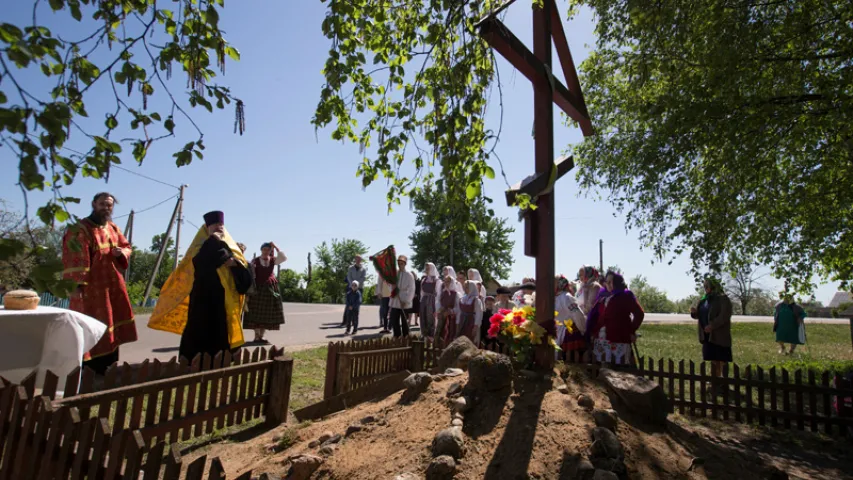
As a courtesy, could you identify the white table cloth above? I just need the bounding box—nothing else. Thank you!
[0,306,106,395]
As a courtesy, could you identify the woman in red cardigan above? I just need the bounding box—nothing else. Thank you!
[592,271,645,365]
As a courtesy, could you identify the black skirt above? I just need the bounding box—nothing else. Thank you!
[702,340,733,362]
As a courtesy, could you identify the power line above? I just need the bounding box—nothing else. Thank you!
[24,133,181,190]
[113,194,178,219]
[111,165,180,190]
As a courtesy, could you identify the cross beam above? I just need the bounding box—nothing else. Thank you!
[477,7,593,135]
[505,155,575,206]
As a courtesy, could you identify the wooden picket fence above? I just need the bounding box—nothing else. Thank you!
[325,337,853,436]
[0,347,294,479]
[0,386,255,479]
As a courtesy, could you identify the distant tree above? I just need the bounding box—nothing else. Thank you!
[409,185,515,281]
[673,294,701,314]
[0,200,70,293]
[724,265,768,315]
[277,269,304,303]
[629,275,674,313]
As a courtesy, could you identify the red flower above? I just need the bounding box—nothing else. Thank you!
[489,312,505,325]
[511,315,525,326]
[498,308,513,315]
[488,324,501,338]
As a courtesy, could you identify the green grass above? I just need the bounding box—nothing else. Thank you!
[637,323,853,374]
[132,306,155,315]
[289,347,328,411]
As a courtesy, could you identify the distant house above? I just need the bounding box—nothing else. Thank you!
[485,279,502,296]
[828,291,853,309]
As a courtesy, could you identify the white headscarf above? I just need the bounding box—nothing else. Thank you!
[443,266,457,279]
[461,280,479,304]
[467,268,484,283]
[425,262,438,278]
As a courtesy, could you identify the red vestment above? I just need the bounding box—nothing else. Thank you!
[62,218,137,360]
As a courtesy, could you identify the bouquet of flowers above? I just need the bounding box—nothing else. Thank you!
[487,293,574,366]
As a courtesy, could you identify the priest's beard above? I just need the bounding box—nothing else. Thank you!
[90,209,111,225]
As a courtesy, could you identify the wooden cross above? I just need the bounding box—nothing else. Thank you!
[477,0,593,367]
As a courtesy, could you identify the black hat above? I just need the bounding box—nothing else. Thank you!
[519,282,536,291]
[496,286,512,295]
[203,211,224,226]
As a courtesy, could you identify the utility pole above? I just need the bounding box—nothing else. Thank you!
[123,210,135,282]
[142,195,182,306]
[599,239,603,274]
[172,185,187,272]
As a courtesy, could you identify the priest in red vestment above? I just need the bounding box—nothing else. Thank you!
[62,192,137,374]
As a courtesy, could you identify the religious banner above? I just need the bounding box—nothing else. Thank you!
[369,245,398,287]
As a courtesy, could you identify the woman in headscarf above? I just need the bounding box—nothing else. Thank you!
[436,274,461,343]
[419,263,440,338]
[576,265,602,315]
[591,271,644,365]
[458,280,484,344]
[774,292,806,355]
[242,241,287,344]
[555,275,588,360]
[690,276,733,395]
[467,268,487,298]
[149,211,252,361]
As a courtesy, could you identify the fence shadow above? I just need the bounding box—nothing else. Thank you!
[483,375,548,480]
[462,385,511,439]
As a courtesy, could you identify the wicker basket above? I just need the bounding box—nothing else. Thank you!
[3,290,40,310]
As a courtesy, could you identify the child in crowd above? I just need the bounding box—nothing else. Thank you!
[345,280,362,335]
[458,281,484,344]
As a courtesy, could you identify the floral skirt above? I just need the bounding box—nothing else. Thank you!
[592,327,632,365]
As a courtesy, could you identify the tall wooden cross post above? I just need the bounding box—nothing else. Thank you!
[477,0,593,368]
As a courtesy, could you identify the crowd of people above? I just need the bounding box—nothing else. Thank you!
[56,193,809,389]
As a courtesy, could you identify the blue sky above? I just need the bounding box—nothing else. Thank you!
[0,1,840,303]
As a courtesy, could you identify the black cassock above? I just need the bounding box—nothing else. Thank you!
[179,235,252,361]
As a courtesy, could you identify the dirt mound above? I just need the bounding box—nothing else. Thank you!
[191,367,853,480]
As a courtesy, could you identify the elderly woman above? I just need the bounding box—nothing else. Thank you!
[774,293,806,355]
[690,277,733,395]
[555,276,588,360]
[243,241,287,343]
[592,271,644,365]
[576,265,602,315]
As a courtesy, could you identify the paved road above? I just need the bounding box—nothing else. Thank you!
[123,303,849,364]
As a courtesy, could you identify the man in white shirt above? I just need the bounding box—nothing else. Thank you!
[388,255,415,337]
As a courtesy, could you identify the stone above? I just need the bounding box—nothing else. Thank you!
[577,394,595,410]
[590,458,626,476]
[319,444,337,456]
[401,372,433,403]
[577,459,596,479]
[431,374,446,382]
[451,418,464,427]
[432,427,465,459]
[286,454,323,480]
[519,369,540,379]
[345,424,363,437]
[446,382,463,398]
[451,396,469,413]
[438,336,479,371]
[360,415,377,425]
[395,474,419,480]
[426,455,457,480]
[320,433,341,446]
[444,368,464,377]
[307,440,320,448]
[467,350,513,392]
[271,433,283,443]
[592,470,619,480]
[557,384,570,395]
[318,431,334,443]
[765,466,789,480]
[590,427,623,460]
[600,368,671,425]
[592,409,619,432]
[452,412,464,421]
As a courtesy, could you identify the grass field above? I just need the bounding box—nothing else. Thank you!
[636,323,853,373]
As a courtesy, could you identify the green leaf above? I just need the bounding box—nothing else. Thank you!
[0,23,24,43]
[484,166,495,180]
[48,0,64,11]
[466,183,480,200]
[0,92,6,104]
[164,117,175,133]
[105,115,118,129]
[55,209,70,223]
[225,46,240,61]
[150,112,161,121]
